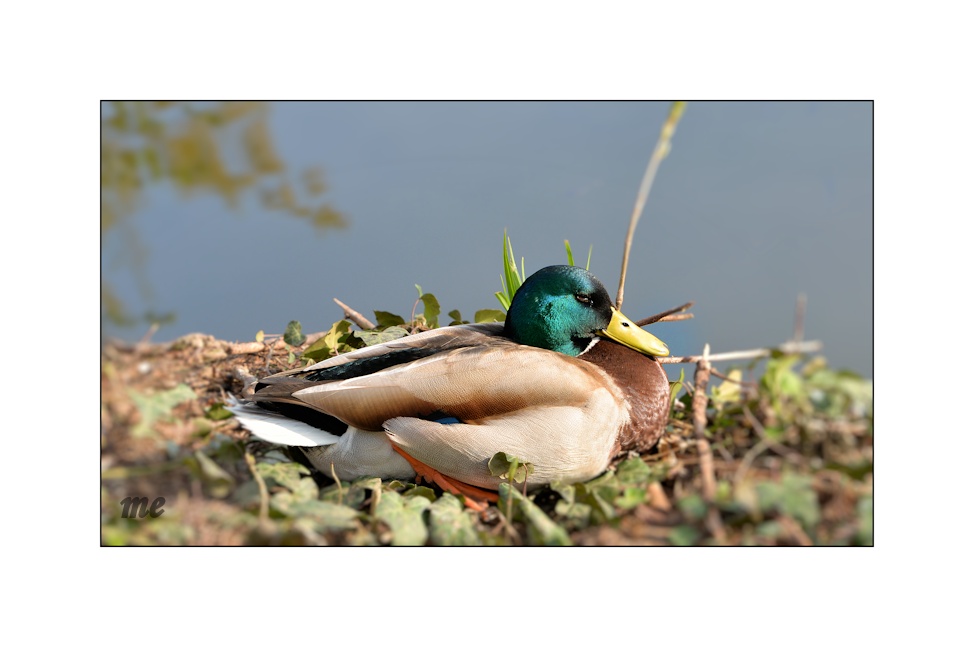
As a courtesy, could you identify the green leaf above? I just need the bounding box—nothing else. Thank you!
[269,475,322,515]
[319,479,368,508]
[571,473,618,523]
[255,461,311,492]
[756,521,782,538]
[488,452,535,483]
[128,384,197,439]
[373,311,406,328]
[447,309,466,325]
[669,368,686,409]
[564,239,575,266]
[374,490,430,546]
[614,487,646,509]
[302,319,352,361]
[474,309,506,323]
[419,293,440,328]
[856,496,873,545]
[428,494,482,546]
[353,326,409,346]
[283,320,306,346]
[755,472,820,531]
[289,500,359,533]
[615,456,652,485]
[185,450,235,498]
[204,403,232,421]
[402,485,437,502]
[498,483,571,546]
[488,452,517,478]
[710,369,742,408]
[677,493,707,522]
[549,481,575,504]
[669,525,701,546]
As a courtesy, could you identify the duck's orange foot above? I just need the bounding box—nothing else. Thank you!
[391,444,498,512]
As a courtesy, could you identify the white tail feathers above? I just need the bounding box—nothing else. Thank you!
[226,396,342,447]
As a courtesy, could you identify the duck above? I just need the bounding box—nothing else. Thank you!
[229,265,672,509]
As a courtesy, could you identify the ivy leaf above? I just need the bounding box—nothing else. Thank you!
[669,368,686,409]
[255,461,311,492]
[419,293,440,329]
[302,319,351,361]
[488,452,517,478]
[677,493,707,522]
[129,384,197,439]
[428,494,482,546]
[615,456,652,485]
[288,500,360,533]
[669,525,701,546]
[283,320,306,346]
[374,311,406,328]
[374,490,430,546]
[488,452,535,484]
[269,478,321,516]
[474,309,506,323]
[498,483,571,546]
[755,472,821,531]
[710,369,742,408]
[402,485,437,502]
[614,487,646,509]
[354,326,409,346]
[857,496,873,545]
[205,402,233,421]
[184,450,235,498]
[447,309,467,325]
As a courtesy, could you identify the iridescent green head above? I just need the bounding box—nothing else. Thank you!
[504,265,669,357]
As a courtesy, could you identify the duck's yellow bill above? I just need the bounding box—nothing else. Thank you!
[598,307,670,357]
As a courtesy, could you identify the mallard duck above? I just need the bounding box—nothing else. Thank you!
[229,265,671,508]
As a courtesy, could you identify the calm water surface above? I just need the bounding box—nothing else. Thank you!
[101,101,872,379]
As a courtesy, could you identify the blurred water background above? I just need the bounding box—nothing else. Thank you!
[101,101,872,379]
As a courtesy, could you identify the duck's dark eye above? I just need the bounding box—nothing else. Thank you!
[575,293,592,305]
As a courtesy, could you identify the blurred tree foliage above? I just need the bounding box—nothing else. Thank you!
[101,101,347,328]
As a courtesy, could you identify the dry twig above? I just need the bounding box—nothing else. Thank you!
[793,293,807,343]
[616,102,687,310]
[692,345,726,543]
[333,298,376,330]
[635,301,695,327]
[244,450,270,527]
[659,340,823,364]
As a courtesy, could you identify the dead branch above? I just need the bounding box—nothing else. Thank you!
[635,301,695,327]
[616,102,687,310]
[793,293,807,343]
[333,298,376,330]
[658,340,823,364]
[692,344,726,543]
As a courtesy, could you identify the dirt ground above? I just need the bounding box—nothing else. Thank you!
[100,329,872,546]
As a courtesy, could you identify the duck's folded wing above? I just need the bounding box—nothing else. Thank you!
[286,343,625,431]
[266,322,506,379]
